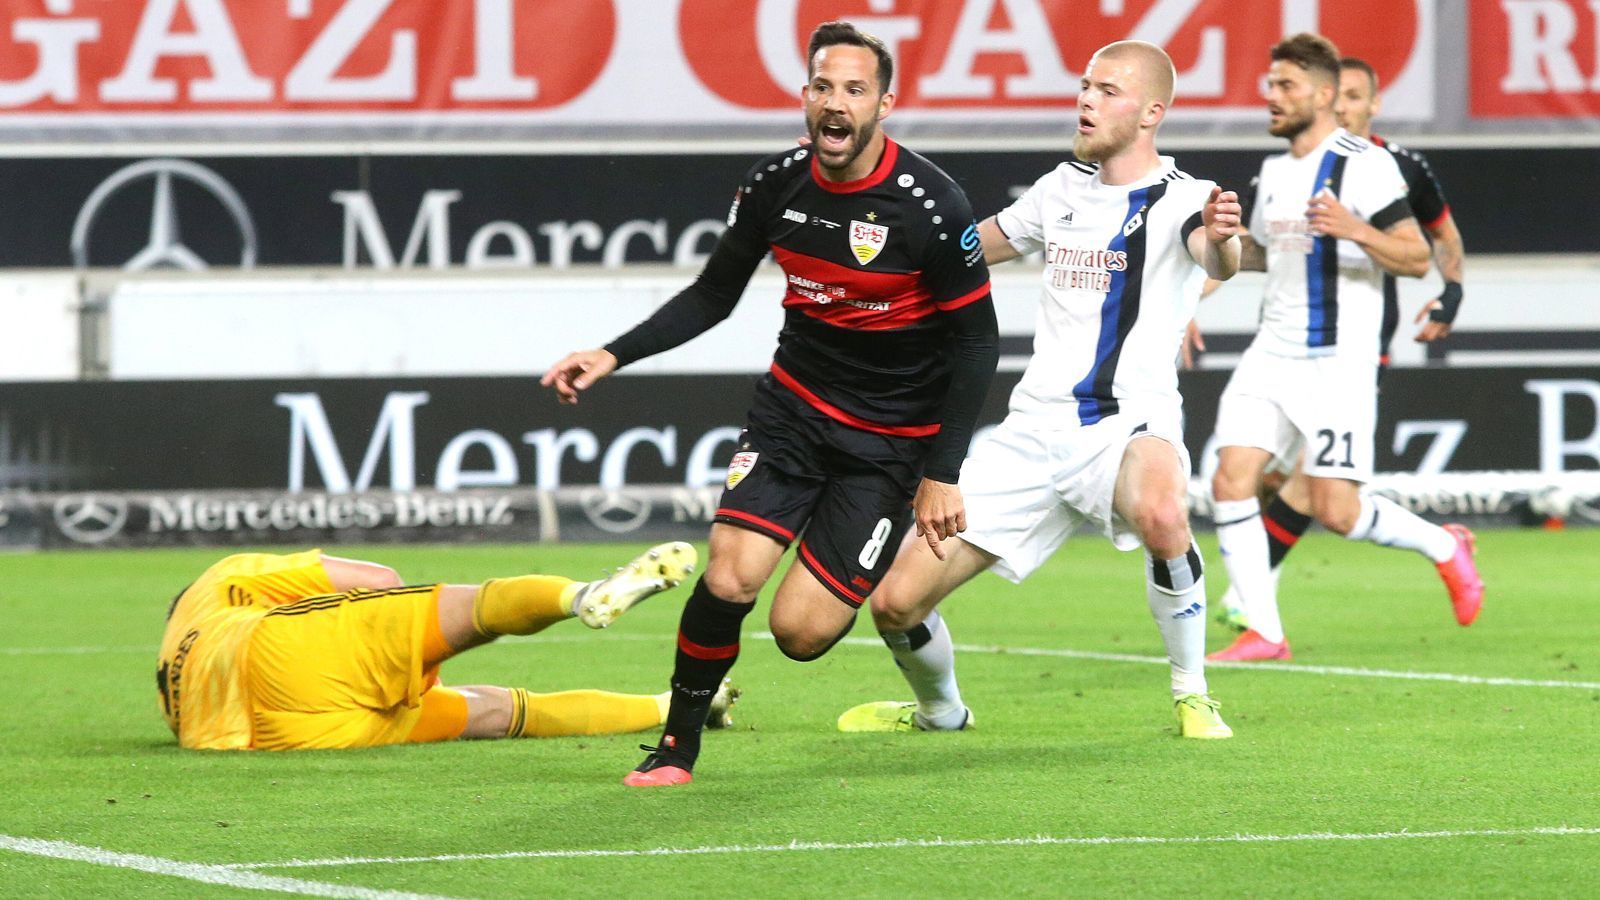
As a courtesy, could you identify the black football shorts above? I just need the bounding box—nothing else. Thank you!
[714,375,927,607]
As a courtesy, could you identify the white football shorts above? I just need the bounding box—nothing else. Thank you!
[958,404,1191,583]
[1212,344,1378,482]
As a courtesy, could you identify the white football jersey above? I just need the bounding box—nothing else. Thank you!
[995,156,1215,424]
[1248,128,1411,362]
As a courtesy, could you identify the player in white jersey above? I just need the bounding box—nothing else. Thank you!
[1206,34,1484,662]
[835,41,1243,740]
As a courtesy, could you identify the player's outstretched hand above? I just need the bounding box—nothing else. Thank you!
[1305,188,1362,240]
[913,478,967,561]
[1202,186,1241,241]
[540,349,618,405]
[1413,301,1453,342]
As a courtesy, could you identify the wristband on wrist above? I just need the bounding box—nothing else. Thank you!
[1429,281,1463,323]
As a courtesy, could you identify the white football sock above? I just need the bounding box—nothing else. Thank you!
[1218,566,1281,619]
[1147,546,1209,697]
[881,609,968,730]
[1214,497,1285,643]
[1346,494,1456,562]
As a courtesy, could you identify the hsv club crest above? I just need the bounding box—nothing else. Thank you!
[848,220,888,265]
[726,451,759,489]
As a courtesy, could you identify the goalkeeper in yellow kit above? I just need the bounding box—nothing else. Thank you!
[156,542,737,750]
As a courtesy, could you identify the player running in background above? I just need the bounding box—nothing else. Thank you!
[157,543,738,750]
[834,40,1242,740]
[1211,55,1472,634]
[542,21,998,786]
[1206,34,1483,663]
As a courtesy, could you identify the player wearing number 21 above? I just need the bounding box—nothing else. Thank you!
[1205,33,1484,663]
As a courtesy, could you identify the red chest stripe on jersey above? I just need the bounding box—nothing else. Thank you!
[772,245,936,331]
[770,362,941,438]
[811,138,900,193]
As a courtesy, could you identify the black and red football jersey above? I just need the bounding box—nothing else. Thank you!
[717,138,991,433]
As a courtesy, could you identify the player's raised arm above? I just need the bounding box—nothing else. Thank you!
[1185,185,1242,281]
[1305,190,1428,277]
[538,165,772,405]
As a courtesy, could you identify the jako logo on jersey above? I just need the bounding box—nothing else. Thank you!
[783,208,807,224]
[849,220,888,265]
[959,223,980,251]
[726,451,758,490]
[1122,210,1146,236]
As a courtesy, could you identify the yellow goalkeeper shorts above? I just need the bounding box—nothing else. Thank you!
[246,584,441,750]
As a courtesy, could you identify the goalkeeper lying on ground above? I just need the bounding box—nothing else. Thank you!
[156,542,737,750]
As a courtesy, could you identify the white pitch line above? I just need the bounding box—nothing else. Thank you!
[8,634,1599,692]
[824,635,1600,691]
[228,826,1600,870]
[0,645,154,656]
[0,834,450,898]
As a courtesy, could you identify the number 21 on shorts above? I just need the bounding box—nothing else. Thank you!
[858,518,893,568]
[1315,428,1356,469]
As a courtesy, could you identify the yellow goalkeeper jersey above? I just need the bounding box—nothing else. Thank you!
[156,550,333,750]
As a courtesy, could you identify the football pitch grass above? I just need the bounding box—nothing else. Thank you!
[3,528,1598,897]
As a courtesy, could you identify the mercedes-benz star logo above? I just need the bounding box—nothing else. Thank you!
[71,158,258,271]
[52,494,129,545]
[578,488,652,535]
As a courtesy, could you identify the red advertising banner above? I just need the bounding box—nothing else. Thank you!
[0,0,1436,135]
[1472,0,1600,118]
[676,0,1421,111]
[0,0,615,112]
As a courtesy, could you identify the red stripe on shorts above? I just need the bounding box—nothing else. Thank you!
[715,507,796,543]
[798,541,866,607]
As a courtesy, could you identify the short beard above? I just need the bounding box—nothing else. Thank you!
[1071,119,1135,164]
[1269,107,1314,139]
[810,117,879,175]
[1072,132,1105,163]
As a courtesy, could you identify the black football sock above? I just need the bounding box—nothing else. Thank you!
[1263,495,1313,569]
[640,577,752,772]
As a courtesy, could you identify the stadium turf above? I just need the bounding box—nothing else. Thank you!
[2,529,1597,897]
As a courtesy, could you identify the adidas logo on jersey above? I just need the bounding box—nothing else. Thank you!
[1057,211,1074,225]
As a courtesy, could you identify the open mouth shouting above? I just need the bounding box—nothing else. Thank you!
[818,120,854,154]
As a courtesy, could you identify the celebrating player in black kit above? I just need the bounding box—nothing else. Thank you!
[541,21,998,787]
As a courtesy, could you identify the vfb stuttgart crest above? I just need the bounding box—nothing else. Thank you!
[726,451,759,490]
[849,220,888,265]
